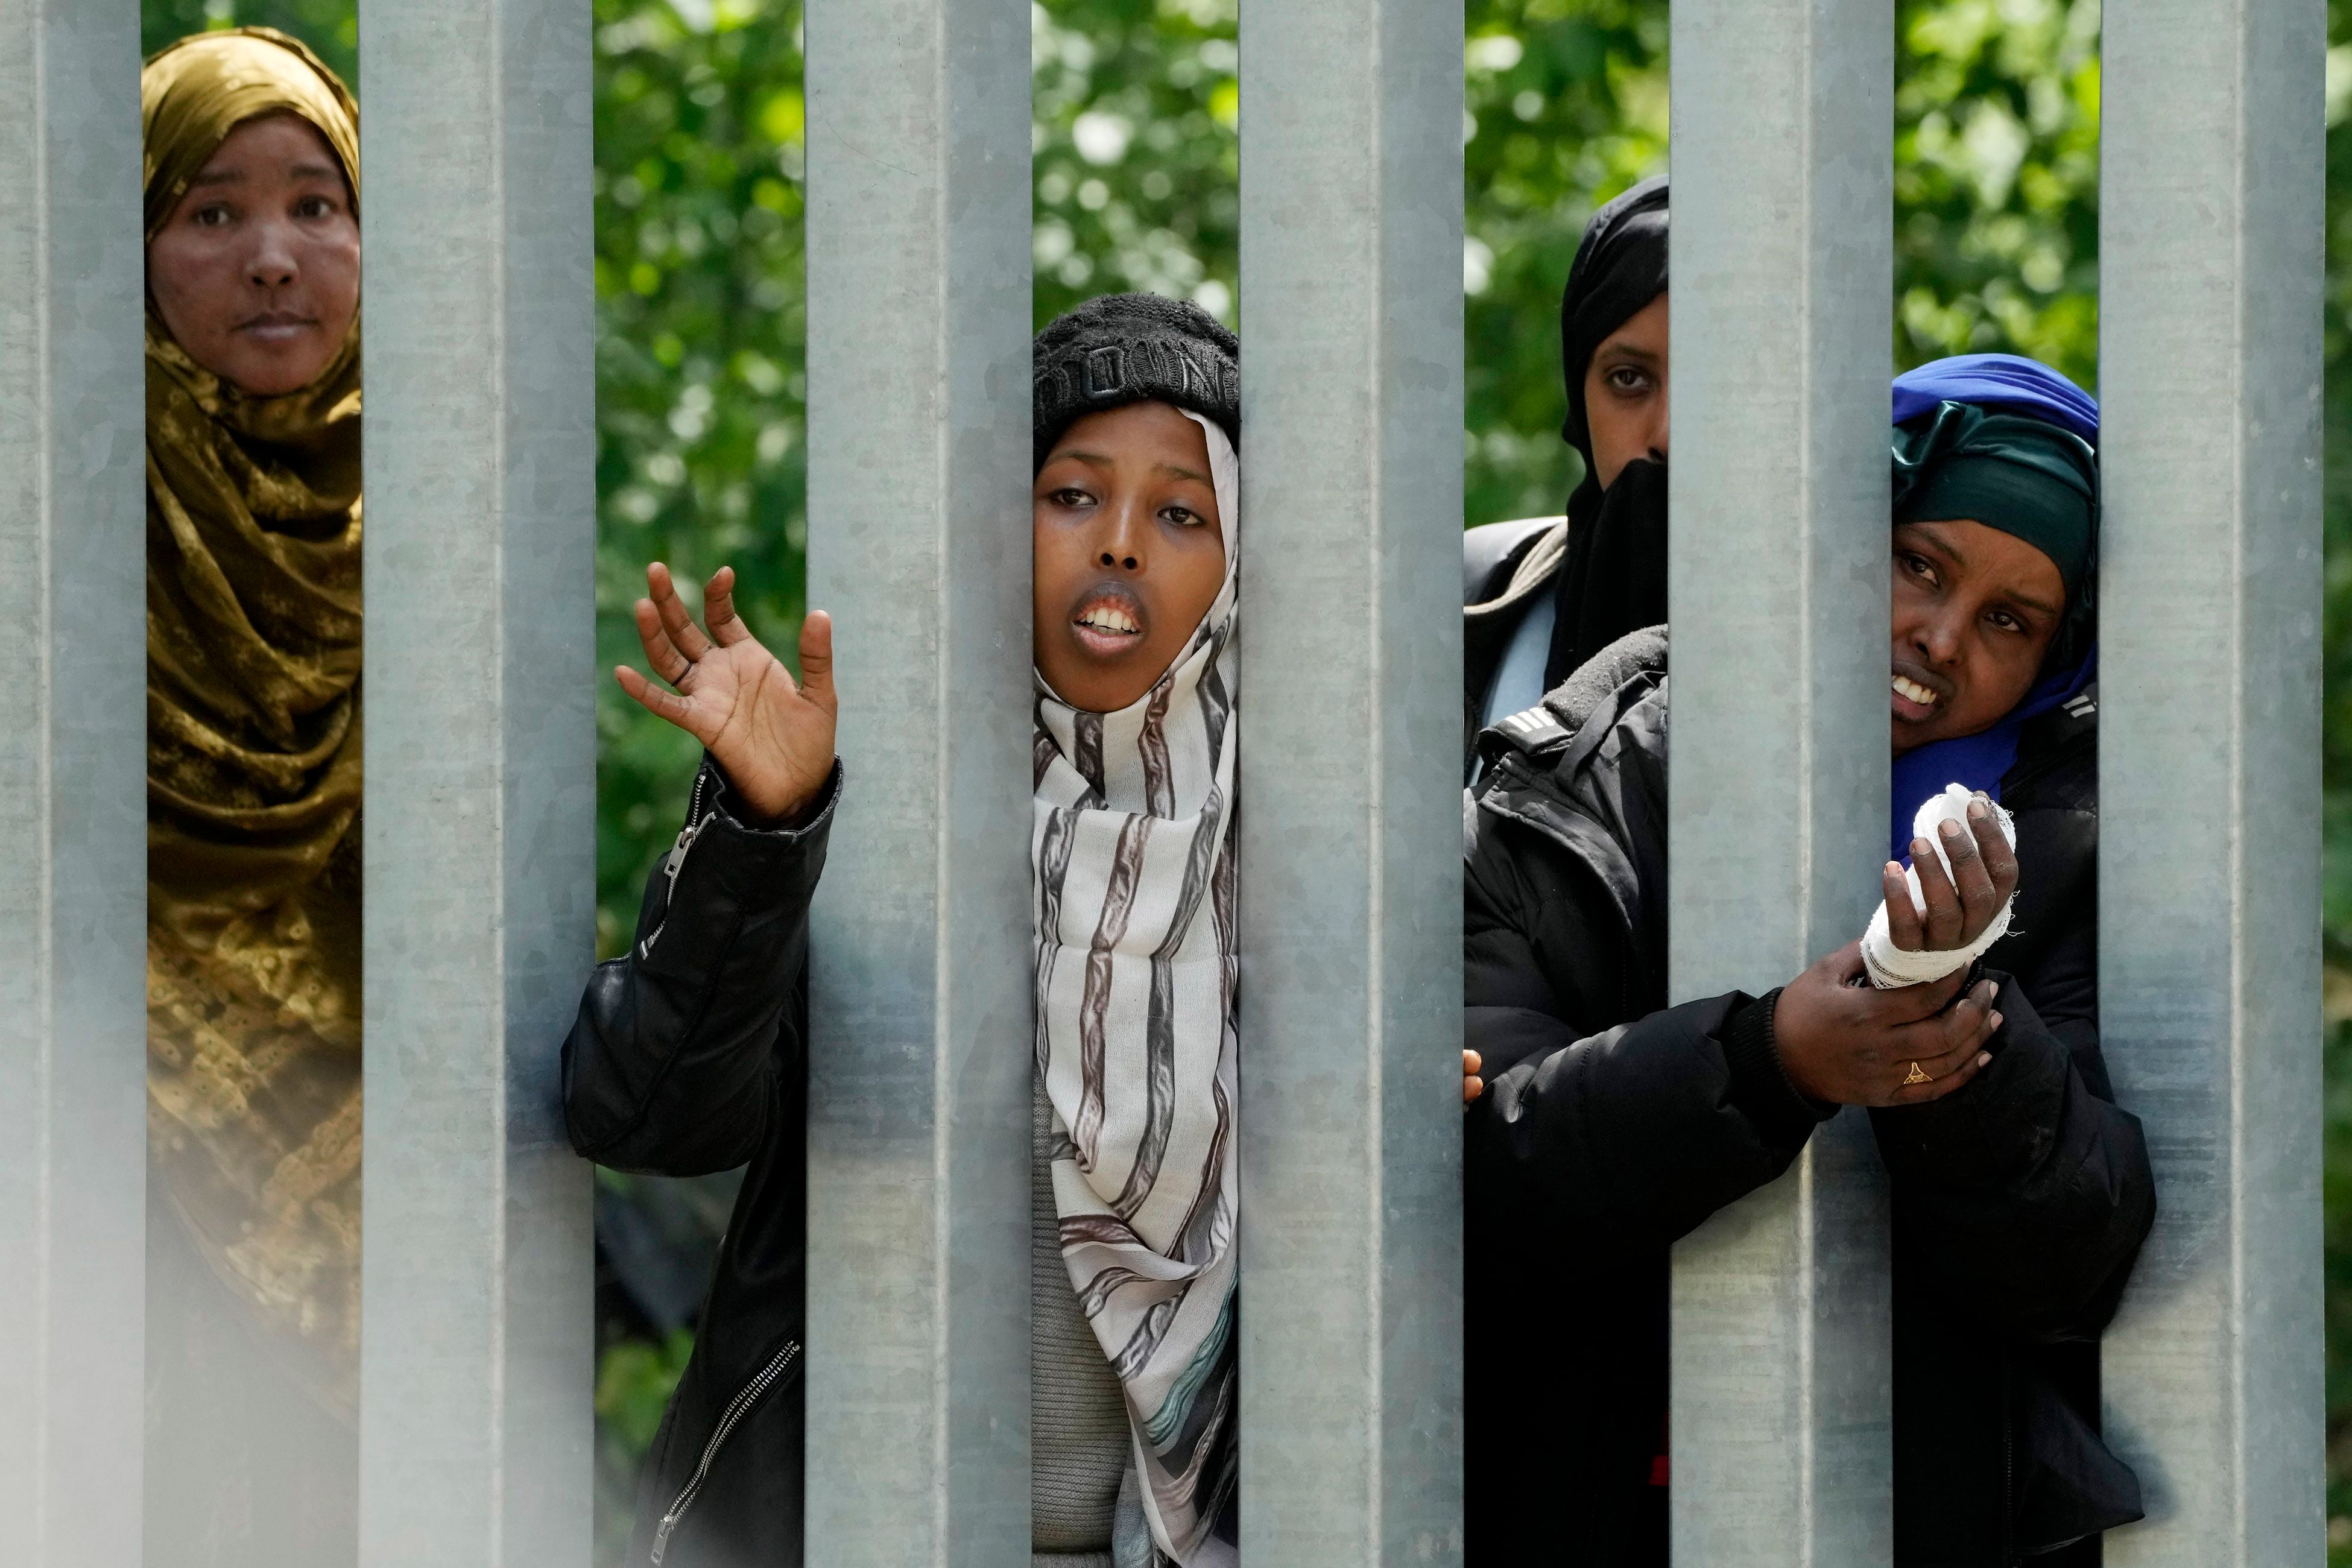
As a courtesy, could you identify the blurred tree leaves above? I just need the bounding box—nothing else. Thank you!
[142,0,357,82]
[1464,1,1666,523]
[1895,0,2101,384]
[1032,0,1239,329]
[587,0,813,953]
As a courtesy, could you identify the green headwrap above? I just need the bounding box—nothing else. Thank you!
[1892,399,2099,662]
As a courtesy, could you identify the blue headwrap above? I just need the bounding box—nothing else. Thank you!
[1891,352,2098,443]
[1886,355,2099,862]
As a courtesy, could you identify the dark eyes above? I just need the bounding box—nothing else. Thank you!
[186,195,339,230]
[1043,490,1204,529]
[1602,365,1652,395]
[1899,551,1936,584]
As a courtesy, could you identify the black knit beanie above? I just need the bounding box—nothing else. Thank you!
[1032,292,1240,473]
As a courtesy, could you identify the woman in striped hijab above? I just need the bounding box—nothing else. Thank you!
[1028,293,1242,1567]
[561,291,1244,1567]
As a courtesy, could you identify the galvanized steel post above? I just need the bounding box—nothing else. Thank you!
[0,4,147,1565]
[1236,2,1467,1561]
[2098,2,2327,1561]
[800,1,1034,1563]
[1668,2,1894,1563]
[357,1,598,1562]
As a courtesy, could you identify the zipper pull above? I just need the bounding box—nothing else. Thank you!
[663,821,699,882]
[650,1513,677,1564]
[665,764,718,882]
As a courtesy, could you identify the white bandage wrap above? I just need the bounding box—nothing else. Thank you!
[1860,783,2018,990]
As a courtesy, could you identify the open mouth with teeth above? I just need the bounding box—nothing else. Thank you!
[1069,586,1149,657]
[1891,670,1944,722]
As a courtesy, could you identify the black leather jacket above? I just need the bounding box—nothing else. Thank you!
[563,757,841,1568]
[1462,631,2155,1567]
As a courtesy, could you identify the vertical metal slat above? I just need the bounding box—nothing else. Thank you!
[0,3,147,1564]
[1236,1,1467,1560]
[801,0,1034,1562]
[358,0,598,1561]
[1668,1,1894,1563]
[2098,2,2326,1561]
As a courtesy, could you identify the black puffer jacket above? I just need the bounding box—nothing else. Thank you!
[1462,631,2154,1567]
[563,757,841,1568]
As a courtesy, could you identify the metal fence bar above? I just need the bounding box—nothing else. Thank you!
[2098,2,2326,1561]
[1667,2,1894,1563]
[801,1,1033,1562]
[0,4,147,1565]
[357,1,598,1561]
[1234,2,1465,1560]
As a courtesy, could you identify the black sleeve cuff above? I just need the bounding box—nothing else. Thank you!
[1722,988,1838,1148]
[703,755,844,839]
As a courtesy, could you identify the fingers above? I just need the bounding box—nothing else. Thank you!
[615,663,694,727]
[1913,832,1964,950]
[1895,979,2001,1069]
[797,610,837,717]
[633,596,693,686]
[1968,794,2019,903]
[1882,861,1924,951]
[703,566,751,648]
[1463,1050,1485,1105]
[1883,1043,1992,1105]
[1879,982,2000,1105]
[648,560,714,663]
[1941,812,2000,939]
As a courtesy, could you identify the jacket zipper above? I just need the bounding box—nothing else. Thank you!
[648,1337,801,1566]
[639,767,716,959]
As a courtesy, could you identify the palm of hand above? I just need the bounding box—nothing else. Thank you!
[617,563,838,824]
[681,639,833,820]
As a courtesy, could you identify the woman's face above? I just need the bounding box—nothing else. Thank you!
[1033,401,1227,714]
[147,113,358,397]
[1580,290,1669,490]
[1888,519,2066,754]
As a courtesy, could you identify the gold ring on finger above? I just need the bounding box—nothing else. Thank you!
[1902,1060,1931,1086]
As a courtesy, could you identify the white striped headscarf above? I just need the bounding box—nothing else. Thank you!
[1033,410,1240,1566]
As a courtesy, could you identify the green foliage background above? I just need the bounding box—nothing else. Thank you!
[138,0,2351,1555]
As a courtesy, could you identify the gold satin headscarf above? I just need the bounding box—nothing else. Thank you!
[144,27,365,1417]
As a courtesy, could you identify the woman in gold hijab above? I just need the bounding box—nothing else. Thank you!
[141,27,363,1565]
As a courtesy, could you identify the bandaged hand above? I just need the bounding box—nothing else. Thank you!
[1860,786,2019,990]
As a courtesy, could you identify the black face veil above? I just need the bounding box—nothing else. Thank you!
[1547,175,1670,688]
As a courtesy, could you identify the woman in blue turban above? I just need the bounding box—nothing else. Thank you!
[1459,353,2154,1567]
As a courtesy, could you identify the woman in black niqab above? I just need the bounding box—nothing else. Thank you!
[1546,175,1670,686]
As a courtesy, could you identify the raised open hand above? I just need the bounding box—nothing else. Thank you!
[615,562,837,824]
